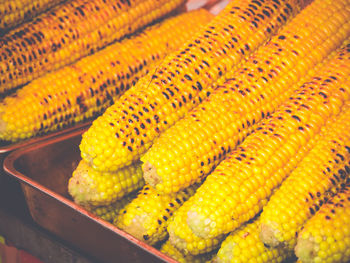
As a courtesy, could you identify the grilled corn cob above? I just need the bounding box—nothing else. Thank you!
[260,102,350,250]
[160,239,215,263]
[79,0,304,172]
[88,193,135,222]
[141,0,350,194]
[168,38,350,249]
[68,160,144,208]
[0,9,213,142]
[115,183,199,246]
[0,0,65,30]
[0,0,186,93]
[213,217,292,263]
[295,184,350,263]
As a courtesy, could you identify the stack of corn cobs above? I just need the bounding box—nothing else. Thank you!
[1,0,350,261]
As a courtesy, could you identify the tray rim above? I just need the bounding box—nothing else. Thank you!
[2,129,178,263]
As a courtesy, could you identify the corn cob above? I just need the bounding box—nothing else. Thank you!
[160,239,215,263]
[88,193,135,223]
[213,217,292,263]
[79,0,305,173]
[260,102,350,250]
[0,0,186,93]
[68,160,144,208]
[168,38,350,249]
[115,183,199,246]
[0,9,213,143]
[295,184,350,263]
[141,0,350,194]
[0,0,65,30]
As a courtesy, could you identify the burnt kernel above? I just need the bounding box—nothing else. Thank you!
[292,115,301,122]
[184,74,192,81]
[309,207,315,215]
[319,91,328,98]
[346,146,350,153]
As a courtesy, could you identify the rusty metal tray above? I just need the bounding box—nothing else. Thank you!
[0,121,93,218]
[3,127,177,263]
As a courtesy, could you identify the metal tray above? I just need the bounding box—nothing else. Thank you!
[0,121,93,219]
[3,127,177,263]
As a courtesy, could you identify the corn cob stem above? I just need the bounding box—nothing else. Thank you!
[0,9,213,142]
[0,0,186,93]
[168,37,350,251]
[0,0,65,30]
[68,160,144,208]
[295,184,350,263]
[79,0,304,172]
[213,217,292,263]
[115,183,199,246]
[260,99,350,250]
[141,0,350,194]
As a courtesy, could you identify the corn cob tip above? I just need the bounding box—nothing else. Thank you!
[68,162,98,208]
[142,161,161,188]
[259,223,281,248]
[114,214,148,242]
[294,236,316,263]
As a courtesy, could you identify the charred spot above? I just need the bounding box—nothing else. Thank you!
[251,20,258,28]
[336,153,345,161]
[309,207,315,215]
[319,91,328,99]
[162,92,169,100]
[345,165,350,173]
[330,178,336,185]
[345,146,350,153]
[202,60,209,67]
[339,169,346,179]
[154,115,159,123]
[196,81,203,91]
[292,115,301,121]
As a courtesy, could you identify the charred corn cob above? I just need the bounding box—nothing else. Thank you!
[0,0,65,30]
[213,217,292,263]
[141,0,350,194]
[168,38,350,249]
[0,0,186,93]
[0,9,213,142]
[295,185,350,263]
[160,239,215,263]
[115,183,199,246]
[79,0,304,172]
[260,102,350,250]
[88,193,135,222]
[68,160,144,208]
